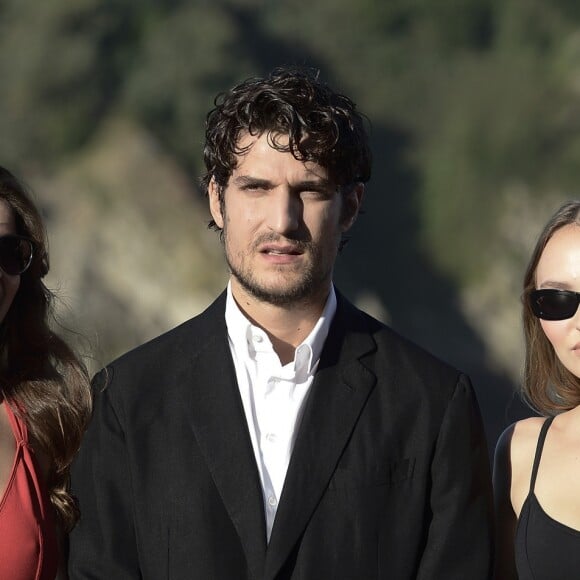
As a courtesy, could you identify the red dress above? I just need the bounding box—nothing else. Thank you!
[0,402,58,580]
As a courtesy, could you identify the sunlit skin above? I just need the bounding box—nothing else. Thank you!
[503,224,580,545]
[209,131,363,363]
[536,224,580,378]
[0,199,22,505]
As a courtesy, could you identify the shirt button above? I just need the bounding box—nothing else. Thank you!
[254,335,263,343]
[265,433,277,443]
[268,496,277,507]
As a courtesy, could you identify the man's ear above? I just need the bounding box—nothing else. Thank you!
[208,177,225,229]
[340,183,364,232]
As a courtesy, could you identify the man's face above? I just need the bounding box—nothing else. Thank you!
[209,131,363,307]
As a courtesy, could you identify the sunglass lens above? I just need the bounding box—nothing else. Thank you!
[531,290,579,320]
[0,236,33,275]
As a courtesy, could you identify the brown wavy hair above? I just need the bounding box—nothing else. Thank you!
[0,166,92,532]
[522,200,580,414]
[201,65,372,232]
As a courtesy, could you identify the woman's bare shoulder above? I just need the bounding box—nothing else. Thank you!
[495,416,545,460]
[493,416,548,515]
[512,416,547,440]
[509,416,547,465]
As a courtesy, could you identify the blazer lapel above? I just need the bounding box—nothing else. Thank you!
[184,294,267,579]
[264,298,377,580]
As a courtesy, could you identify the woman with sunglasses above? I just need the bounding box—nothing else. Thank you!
[0,166,91,580]
[494,200,580,579]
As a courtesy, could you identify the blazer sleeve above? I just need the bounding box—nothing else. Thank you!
[68,369,141,579]
[416,374,494,580]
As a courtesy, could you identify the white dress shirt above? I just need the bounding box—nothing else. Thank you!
[225,283,337,541]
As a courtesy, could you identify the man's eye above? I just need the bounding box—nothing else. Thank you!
[242,184,266,192]
[302,189,331,200]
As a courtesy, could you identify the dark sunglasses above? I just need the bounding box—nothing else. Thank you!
[529,289,580,321]
[0,235,34,276]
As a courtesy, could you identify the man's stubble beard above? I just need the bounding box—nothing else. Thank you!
[223,232,332,308]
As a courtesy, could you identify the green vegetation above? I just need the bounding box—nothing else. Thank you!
[3,0,580,285]
[2,0,580,407]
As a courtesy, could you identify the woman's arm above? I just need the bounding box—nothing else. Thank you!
[493,424,518,580]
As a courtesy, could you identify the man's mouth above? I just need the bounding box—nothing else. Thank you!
[261,244,302,255]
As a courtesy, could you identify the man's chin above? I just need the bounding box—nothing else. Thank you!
[238,279,315,306]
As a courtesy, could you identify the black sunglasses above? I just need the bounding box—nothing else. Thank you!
[529,289,580,321]
[0,235,34,276]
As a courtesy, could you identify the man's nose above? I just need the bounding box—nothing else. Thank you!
[268,190,301,234]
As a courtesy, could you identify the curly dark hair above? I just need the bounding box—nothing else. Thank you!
[0,166,92,532]
[201,66,372,231]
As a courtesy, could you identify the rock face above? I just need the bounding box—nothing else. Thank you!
[24,118,566,447]
[30,124,523,343]
[35,119,227,373]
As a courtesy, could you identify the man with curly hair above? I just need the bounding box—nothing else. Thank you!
[69,67,493,579]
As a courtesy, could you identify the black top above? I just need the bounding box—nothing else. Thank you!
[515,416,580,579]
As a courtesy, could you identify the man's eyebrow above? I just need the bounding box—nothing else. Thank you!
[232,175,273,188]
[232,175,334,191]
[291,179,333,191]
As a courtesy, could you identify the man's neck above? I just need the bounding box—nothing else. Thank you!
[230,281,330,365]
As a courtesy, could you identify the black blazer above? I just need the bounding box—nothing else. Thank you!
[68,291,493,579]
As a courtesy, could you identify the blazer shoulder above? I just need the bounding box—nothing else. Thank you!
[336,292,465,392]
[97,291,227,387]
[361,307,462,379]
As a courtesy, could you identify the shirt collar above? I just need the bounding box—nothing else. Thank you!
[225,282,337,375]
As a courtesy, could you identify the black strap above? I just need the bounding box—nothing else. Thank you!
[530,416,555,493]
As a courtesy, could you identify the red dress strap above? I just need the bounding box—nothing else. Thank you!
[0,401,58,580]
[3,400,28,444]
